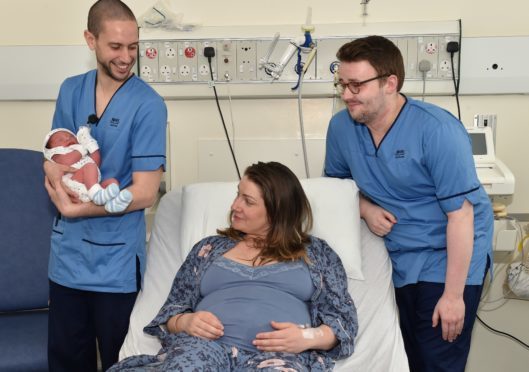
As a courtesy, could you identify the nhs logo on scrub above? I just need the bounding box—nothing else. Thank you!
[110,118,120,127]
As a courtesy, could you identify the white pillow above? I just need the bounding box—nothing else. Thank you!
[179,177,363,280]
[121,189,184,358]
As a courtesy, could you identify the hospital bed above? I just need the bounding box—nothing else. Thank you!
[119,178,409,372]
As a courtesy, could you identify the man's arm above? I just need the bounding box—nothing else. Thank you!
[122,168,163,211]
[432,199,474,342]
[359,194,397,237]
[44,161,162,218]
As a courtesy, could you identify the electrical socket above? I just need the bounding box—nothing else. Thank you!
[138,41,159,82]
[158,41,178,82]
[439,59,451,74]
[179,64,191,77]
[198,64,210,77]
[236,40,257,81]
[178,41,198,81]
[140,65,154,82]
[159,65,172,82]
[197,41,216,82]
[438,35,459,79]
[417,36,438,78]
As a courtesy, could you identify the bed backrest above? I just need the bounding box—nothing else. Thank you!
[179,177,363,280]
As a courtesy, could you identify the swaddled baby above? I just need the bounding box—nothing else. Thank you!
[43,127,132,213]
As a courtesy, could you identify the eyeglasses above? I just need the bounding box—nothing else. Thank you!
[334,74,390,95]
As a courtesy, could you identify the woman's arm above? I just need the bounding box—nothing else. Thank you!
[143,237,224,338]
[253,322,337,353]
[254,238,357,356]
[166,311,224,340]
[310,238,358,359]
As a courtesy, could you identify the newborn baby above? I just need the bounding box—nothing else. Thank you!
[43,127,132,213]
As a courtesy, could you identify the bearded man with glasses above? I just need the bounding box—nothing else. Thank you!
[324,35,493,372]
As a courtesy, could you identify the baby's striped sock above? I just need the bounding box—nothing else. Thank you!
[89,183,119,205]
[105,189,133,213]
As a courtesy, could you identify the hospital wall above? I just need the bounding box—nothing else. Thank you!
[1,1,528,371]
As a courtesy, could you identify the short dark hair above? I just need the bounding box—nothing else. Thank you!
[337,35,405,91]
[218,161,313,264]
[87,0,136,37]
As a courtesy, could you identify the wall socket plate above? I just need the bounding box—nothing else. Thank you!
[177,41,198,81]
[438,35,459,79]
[417,36,438,79]
[216,40,237,82]
[197,40,217,82]
[158,41,178,82]
[236,40,257,81]
[138,41,159,82]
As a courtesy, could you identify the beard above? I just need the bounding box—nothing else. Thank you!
[97,58,134,83]
[350,110,371,124]
[347,94,385,125]
[348,103,376,124]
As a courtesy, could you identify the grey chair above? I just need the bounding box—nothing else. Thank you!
[0,149,57,372]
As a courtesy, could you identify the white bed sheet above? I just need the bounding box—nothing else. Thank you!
[120,187,409,372]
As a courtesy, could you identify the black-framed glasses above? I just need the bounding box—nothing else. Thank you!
[334,74,390,95]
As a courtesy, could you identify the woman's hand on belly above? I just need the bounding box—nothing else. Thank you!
[253,321,338,353]
[253,321,312,353]
[178,311,224,340]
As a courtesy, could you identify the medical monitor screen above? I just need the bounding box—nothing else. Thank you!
[469,133,487,156]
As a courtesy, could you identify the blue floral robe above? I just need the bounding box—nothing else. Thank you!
[115,235,358,371]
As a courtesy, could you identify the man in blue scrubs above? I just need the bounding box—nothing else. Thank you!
[43,1,167,371]
[324,36,493,372]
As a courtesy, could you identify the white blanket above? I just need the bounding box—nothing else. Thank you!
[120,183,409,371]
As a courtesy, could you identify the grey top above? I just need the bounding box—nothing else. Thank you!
[196,256,315,351]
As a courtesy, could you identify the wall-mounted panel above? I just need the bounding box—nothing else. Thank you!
[136,21,461,97]
[459,36,529,94]
[2,24,529,100]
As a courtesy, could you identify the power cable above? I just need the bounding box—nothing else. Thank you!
[204,47,241,180]
[476,314,529,350]
[418,59,432,102]
[447,19,462,120]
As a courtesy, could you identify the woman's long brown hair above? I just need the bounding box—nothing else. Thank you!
[218,161,313,264]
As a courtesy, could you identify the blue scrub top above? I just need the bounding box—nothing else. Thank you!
[48,70,167,293]
[325,96,493,287]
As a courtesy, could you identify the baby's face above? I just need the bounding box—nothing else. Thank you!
[48,131,77,148]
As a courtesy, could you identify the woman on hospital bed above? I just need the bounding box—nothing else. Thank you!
[109,161,357,371]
